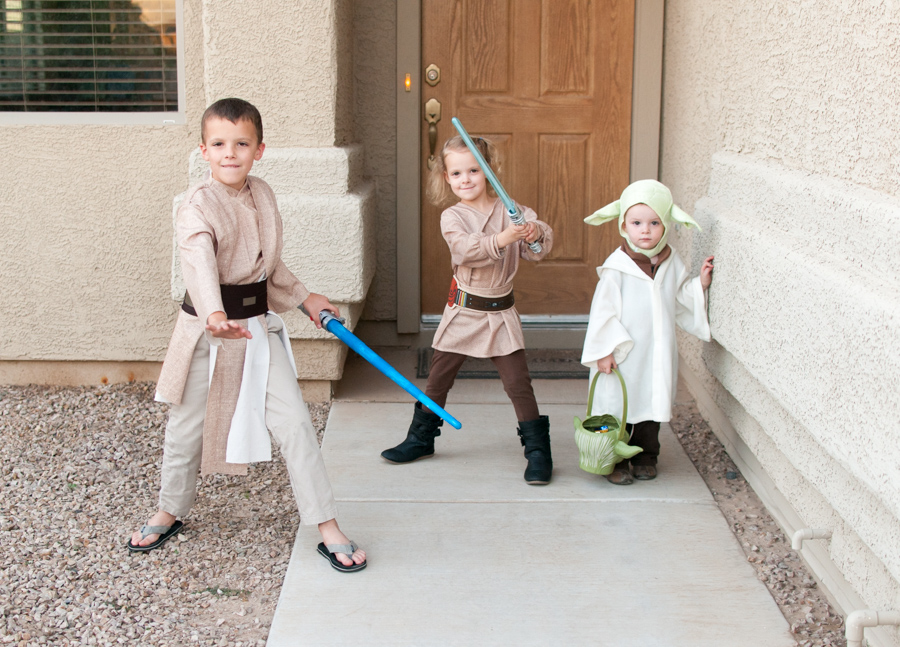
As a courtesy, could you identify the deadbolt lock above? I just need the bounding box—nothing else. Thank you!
[425,63,441,87]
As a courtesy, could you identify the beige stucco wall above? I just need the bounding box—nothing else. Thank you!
[661,1,900,642]
[1,0,374,389]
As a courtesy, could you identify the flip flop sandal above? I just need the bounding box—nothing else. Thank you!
[317,541,367,573]
[126,520,184,553]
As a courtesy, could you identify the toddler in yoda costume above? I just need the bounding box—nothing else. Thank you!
[581,180,714,485]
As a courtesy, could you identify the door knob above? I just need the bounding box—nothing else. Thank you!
[425,98,442,170]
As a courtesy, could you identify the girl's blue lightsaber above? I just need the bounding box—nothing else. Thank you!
[451,116,542,253]
[306,308,462,429]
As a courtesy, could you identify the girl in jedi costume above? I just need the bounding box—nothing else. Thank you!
[381,135,555,485]
[581,180,714,485]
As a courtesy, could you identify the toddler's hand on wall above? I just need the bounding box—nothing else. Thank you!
[700,255,714,289]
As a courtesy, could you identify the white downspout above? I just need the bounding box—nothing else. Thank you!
[790,528,832,550]
[845,609,900,647]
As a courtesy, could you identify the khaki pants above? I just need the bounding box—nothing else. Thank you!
[158,315,338,525]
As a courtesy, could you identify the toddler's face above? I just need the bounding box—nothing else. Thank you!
[621,203,665,251]
[200,117,265,191]
[443,149,487,204]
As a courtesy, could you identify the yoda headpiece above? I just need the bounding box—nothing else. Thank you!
[584,179,701,258]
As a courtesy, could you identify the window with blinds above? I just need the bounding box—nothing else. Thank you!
[0,0,178,113]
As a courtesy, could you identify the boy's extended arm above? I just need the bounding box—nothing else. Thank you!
[178,203,226,325]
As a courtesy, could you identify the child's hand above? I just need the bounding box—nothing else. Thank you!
[596,353,617,374]
[497,223,529,248]
[206,312,252,339]
[302,293,340,329]
[700,255,714,289]
[523,222,541,244]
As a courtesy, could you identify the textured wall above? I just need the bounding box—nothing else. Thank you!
[201,0,350,147]
[354,0,398,321]
[0,0,205,362]
[1,0,374,371]
[662,0,900,633]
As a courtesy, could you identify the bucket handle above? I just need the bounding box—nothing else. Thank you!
[586,366,628,432]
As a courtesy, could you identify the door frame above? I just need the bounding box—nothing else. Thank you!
[396,0,665,333]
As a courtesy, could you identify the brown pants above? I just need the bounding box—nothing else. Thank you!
[623,420,661,467]
[426,349,540,422]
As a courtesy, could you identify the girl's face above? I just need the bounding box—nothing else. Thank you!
[621,203,665,250]
[443,149,487,204]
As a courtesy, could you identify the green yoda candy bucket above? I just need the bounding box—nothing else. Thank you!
[574,368,642,475]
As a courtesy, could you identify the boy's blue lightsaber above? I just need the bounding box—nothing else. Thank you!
[305,308,462,429]
[451,116,542,253]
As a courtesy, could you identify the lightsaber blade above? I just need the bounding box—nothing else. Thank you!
[451,116,542,253]
[308,309,462,429]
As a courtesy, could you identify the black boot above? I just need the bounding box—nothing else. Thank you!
[381,402,443,464]
[517,415,552,485]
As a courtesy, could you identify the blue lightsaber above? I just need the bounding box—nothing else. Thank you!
[451,117,542,253]
[305,308,462,429]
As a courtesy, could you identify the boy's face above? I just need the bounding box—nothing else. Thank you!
[621,203,665,250]
[199,117,265,190]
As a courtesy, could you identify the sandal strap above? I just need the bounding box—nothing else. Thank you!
[139,524,172,539]
[325,541,358,556]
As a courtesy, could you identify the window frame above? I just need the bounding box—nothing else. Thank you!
[0,0,186,125]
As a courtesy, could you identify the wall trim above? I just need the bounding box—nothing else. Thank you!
[396,0,422,333]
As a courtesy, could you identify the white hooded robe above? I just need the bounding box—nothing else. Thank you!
[581,247,710,424]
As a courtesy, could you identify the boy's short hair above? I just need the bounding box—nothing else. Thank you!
[201,98,263,143]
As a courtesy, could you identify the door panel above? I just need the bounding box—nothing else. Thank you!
[421,0,634,315]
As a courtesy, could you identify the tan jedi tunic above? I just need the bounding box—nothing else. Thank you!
[432,199,553,358]
[155,174,309,475]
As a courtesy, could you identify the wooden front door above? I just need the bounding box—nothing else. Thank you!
[420,0,635,316]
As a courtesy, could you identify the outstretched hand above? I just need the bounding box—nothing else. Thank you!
[206,312,252,339]
[700,255,715,290]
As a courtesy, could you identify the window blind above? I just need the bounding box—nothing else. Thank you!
[0,0,177,112]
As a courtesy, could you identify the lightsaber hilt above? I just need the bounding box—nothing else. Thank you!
[451,117,542,254]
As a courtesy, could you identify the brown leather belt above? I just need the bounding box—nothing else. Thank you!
[182,280,268,320]
[448,277,514,312]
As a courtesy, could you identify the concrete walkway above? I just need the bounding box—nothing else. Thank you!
[267,351,795,646]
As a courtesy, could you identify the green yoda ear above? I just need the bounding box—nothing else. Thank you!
[584,200,621,226]
[670,204,702,232]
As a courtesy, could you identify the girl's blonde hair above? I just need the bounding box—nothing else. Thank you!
[427,135,501,207]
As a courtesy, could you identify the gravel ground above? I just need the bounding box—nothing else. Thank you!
[1,381,846,646]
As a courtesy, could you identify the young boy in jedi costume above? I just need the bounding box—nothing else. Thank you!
[127,98,366,572]
[581,180,714,485]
